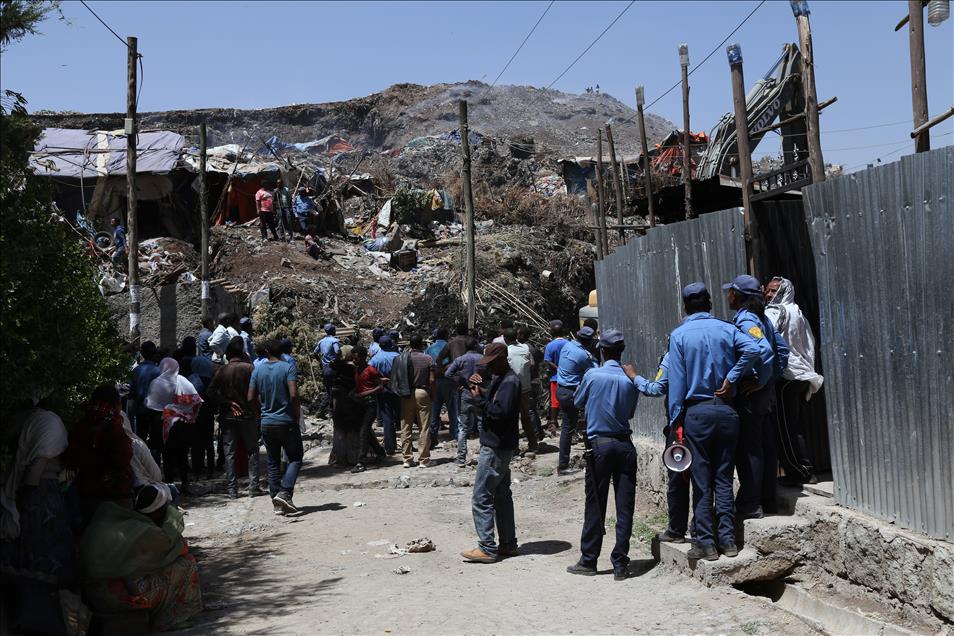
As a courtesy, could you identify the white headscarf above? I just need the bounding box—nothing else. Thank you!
[765,277,824,398]
[145,358,196,411]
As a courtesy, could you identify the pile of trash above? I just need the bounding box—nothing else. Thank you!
[138,237,199,287]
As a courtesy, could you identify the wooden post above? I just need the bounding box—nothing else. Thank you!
[728,43,757,276]
[791,1,826,181]
[635,86,656,228]
[605,124,626,242]
[199,122,210,321]
[125,36,140,344]
[589,198,604,260]
[618,157,629,204]
[596,130,609,255]
[907,0,931,152]
[458,100,477,330]
[679,44,694,218]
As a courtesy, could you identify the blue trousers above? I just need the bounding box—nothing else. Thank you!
[734,385,774,518]
[665,426,691,537]
[262,423,303,498]
[684,401,740,549]
[556,385,579,468]
[430,378,460,439]
[580,437,637,570]
[472,446,516,558]
[377,392,400,455]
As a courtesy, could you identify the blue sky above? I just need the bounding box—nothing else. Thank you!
[2,0,951,171]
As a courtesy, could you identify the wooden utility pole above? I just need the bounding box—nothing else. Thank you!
[199,122,210,321]
[679,44,694,219]
[728,43,757,276]
[635,86,656,228]
[907,0,931,152]
[595,130,609,255]
[458,100,477,330]
[126,36,140,344]
[605,124,626,242]
[791,1,827,181]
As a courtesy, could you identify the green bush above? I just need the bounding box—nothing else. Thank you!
[1,89,126,423]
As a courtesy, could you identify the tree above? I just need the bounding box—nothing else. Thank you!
[1,0,126,423]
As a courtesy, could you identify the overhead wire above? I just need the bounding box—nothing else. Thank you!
[79,0,144,110]
[490,0,556,88]
[545,0,636,90]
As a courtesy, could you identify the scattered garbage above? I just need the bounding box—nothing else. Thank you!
[393,566,411,575]
[353,501,366,508]
[405,537,436,553]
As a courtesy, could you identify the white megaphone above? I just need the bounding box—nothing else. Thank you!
[663,426,692,472]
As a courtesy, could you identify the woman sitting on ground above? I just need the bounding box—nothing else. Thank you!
[80,483,202,632]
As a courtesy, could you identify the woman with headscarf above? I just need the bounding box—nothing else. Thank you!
[0,402,76,634]
[67,385,135,523]
[188,355,217,480]
[80,483,202,631]
[765,276,824,485]
[146,358,203,495]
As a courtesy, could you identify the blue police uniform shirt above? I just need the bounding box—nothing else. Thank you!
[556,340,597,387]
[732,309,776,388]
[574,360,639,439]
[369,350,399,376]
[425,339,447,365]
[313,335,341,367]
[368,341,381,359]
[666,312,760,425]
[132,360,160,399]
[281,352,298,376]
[636,351,669,397]
[544,338,568,368]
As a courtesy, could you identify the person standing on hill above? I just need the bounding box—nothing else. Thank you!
[255,179,282,241]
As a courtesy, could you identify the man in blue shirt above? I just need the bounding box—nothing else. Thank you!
[667,282,759,562]
[635,349,691,544]
[110,217,127,269]
[723,274,791,519]
[313,323,341,417]
[249,339,302,516]
[566,330,639,581]
[368,326,385,359]
[555,326,598,473]
[369,335,400,454]
[543,320,568,434]
[131,341,162,438]
[427,327,458,441]
[196,318,214,359]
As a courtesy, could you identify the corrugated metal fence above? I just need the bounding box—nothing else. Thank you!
[595,208,746,442]
[805,146,954,541]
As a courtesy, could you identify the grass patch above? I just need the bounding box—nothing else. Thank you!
[607,513,669,543]
[740,620,763,635]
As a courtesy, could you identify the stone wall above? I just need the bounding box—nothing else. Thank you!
[634,436,953,631]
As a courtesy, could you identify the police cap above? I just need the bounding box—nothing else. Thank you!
[682,282,709,300]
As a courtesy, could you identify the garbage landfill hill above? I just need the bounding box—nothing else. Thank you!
[32,81,673,161]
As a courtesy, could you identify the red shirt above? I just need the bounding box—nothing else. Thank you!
[255,188,274,213]
[354,364,381,394]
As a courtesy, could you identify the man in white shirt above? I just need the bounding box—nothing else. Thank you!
[209,312,240,363]
[504,327,538,453]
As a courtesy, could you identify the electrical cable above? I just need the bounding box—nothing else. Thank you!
[546,0,636,90]
[491,0,555,88]
[79,0,127,47]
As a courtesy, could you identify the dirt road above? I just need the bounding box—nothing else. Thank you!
[180,438,818,635]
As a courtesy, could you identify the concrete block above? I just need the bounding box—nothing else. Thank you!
[655,539,794,587]
[742,515,811,558]
[931,543,954,622]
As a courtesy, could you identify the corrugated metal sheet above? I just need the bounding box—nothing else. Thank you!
[595,208,746,441]
[804,145,954,541]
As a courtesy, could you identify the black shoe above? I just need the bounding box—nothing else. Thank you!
[557,467,580,476]
[614,567,629,581]
[657,530,686,544]
[227,490,239,499]
[719,543,739,558]
[566,561,597,576]
[686,544,719,561]
[350,463,366,473]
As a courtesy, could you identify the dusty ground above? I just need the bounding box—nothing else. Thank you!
[178,433,819,636]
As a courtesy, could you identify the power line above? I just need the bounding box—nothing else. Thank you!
[79,1,127,47]
[491,0,555,88]
[546,0,636,90]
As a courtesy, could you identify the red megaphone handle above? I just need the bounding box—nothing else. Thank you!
[676,425,684,445]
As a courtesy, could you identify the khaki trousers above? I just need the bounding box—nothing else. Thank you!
[401,388,433,462]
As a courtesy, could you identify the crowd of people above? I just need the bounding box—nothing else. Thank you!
[0,270,822,632]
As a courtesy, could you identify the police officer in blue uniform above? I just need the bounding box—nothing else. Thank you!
[635,350,691,543]
[667,283,760,561]
[723,275,790,519]
[566,330,639,580]
[554,326,598,474]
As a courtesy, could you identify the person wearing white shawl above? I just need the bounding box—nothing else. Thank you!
[145,358,202,494]
[765,277,823,484]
